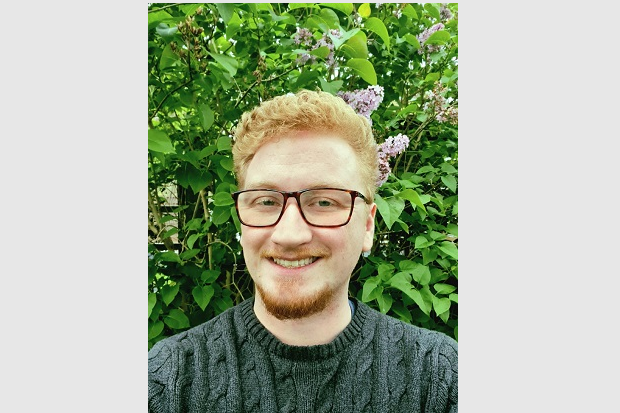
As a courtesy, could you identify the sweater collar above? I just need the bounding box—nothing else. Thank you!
[239,297,370,361]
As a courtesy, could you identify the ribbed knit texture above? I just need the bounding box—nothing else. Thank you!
[148,297,458,412]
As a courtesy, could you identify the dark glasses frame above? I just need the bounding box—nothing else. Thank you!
[231,187,371,228]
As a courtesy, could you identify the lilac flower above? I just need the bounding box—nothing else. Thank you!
[337,85,384,123]
[417,23,445,55]
[423,83,458,125]
[294,28,341,71]
[376,133,410,186]
[294,27,314,46]
[440,4,453,21]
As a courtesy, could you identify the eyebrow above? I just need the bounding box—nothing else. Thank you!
[244,181,347,190]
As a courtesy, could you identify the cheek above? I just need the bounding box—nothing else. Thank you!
[240,229,261,255]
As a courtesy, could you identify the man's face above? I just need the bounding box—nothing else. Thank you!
[239,131,376,320]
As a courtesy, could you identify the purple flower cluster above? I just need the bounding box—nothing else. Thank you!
[293,27,314,47]
[376,133,410,186]
[294,28,341,70]
[337,85,384,123]
[423,84,458,124]
[417,23,445,54]
[440,4,453,21]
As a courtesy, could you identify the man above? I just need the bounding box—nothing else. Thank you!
[148,90,458,412]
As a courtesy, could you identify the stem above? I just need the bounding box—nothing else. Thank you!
[148,188,175,251]
[198,189,212,270]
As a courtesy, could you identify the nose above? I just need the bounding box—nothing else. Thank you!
[270,197,313,246]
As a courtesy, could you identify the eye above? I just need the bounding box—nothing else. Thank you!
[254,196,280,207]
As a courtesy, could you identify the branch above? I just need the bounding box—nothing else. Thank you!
[148,79,193,125]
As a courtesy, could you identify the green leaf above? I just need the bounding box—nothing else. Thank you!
[319,7,340,29]
[441,175,457,193]
[188,168,211,194]
[425,72,440,82]
[213,191,234,206]
[388,271,413,293]
[438,241,458,260]
[424,3,440,21]
[148,293,156,318]
[307,46,331,59]
[148,129,175,154]
[377,263,395,281]
[361,277,381,302]
[328,28,360,50]
[211,205,231,226]
[414,235,434,249]
[411,264,431,285]
[425,30,450,45]
[319,3,353,15]
[376,293,393,314]
[159,251,181,263]
[164,309,190,329]
[432,296,451,315]
[440,162,457,174]
[399,260,416,272]
[148,10,173,28]
[159,44,179,71]
[180,249,201,260]
[219,157,234,171]
[434,283,456,295]
[401,4,418,20]
[208,52,238,76]
[148,320,164,340]
[187,233,200,249]
[403,288,431,315]
[199,104,214,131]
[397,189,427,213]
[341,31,368,59]
[345,58,377,85]
[155,23,178,38]
[446,223,458,237]
[402,34,420,50]
[449,293,458,303]
[319,78,344,94]
[215,3,235,24]
[161,284,180,306]
[358,3,371,18]
[295,69,320,88]
[201,269,220,283]
[364,17,390,50]
[375,194,405,230]
[192,285,215,311]
[216,136,232,152]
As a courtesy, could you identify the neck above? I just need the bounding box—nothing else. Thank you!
[253,293,352,346]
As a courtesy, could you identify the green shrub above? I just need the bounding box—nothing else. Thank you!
[148,2,458,349]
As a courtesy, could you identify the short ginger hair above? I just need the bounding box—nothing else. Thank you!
[232,89,379,199]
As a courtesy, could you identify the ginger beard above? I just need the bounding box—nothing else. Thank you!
[254,247,336,320]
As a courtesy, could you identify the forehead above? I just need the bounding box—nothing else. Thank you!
[244,132,362,190]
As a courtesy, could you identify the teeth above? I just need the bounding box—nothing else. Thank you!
[273,257,317,268]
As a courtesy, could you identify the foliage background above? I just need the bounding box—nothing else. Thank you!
[148,2,458,350]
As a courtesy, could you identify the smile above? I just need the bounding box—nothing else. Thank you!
[272,257,318,268]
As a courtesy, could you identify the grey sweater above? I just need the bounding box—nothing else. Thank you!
[148,298,458,412]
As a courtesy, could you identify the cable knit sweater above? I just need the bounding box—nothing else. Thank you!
[148,297,458,412]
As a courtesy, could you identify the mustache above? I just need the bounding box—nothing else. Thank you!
[260,247,330,259]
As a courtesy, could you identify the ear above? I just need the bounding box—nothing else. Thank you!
[362,203,377,253]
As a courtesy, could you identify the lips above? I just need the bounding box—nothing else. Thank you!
[272,257,318,268]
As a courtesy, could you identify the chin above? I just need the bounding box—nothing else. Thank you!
[256,283,335,320]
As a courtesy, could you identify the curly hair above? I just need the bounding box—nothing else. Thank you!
[232,89,379,199]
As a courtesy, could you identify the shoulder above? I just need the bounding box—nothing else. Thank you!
[148,301,244,375]
[357,300,457,361]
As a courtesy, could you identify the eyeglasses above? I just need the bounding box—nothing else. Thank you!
[231,188,371,228]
